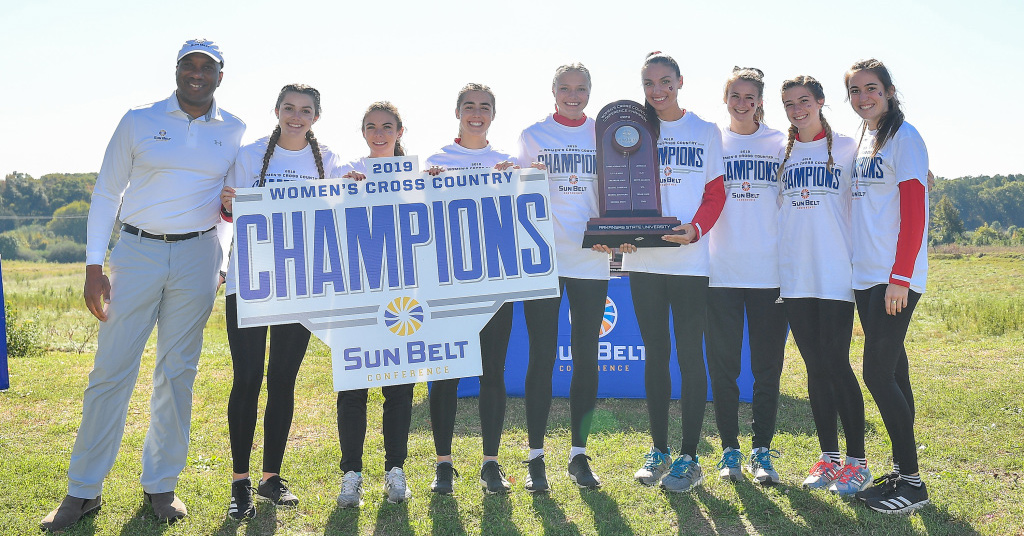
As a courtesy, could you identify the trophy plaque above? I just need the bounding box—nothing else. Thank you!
[582,100,682,248]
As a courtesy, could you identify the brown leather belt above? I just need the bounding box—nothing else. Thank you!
[122,223,215,242]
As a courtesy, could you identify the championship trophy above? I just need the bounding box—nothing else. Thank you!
[582,100,682,248]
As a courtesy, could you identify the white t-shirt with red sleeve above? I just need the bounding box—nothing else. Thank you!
[710,123,785,288]
[516,114,608,280]
[620,111,725,276]
[850,122,929,294]
[777,132,857,302]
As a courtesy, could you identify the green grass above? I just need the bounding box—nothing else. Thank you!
[2,252,1023,535]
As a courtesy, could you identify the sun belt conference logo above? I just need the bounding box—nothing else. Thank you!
[384,297,424,336]
[663,166,672,177]
[569,174,578,184]
[742,181,751,191]
[801,188,810,199]
[599,297,617,338]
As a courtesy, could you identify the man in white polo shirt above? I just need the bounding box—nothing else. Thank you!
[41,38,245,531]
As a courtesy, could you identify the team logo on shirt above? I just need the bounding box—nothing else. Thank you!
[153,129,171,141]
[742,181,751,191]
[569,175,578,185]
[383,297,424,336]
[663,166,672,177]
[801,188,810,199]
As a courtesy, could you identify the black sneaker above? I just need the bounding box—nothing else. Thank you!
[480,460,511,494]
[431,462,459,495]
[228,478,256,520]
[864,479,929,514]
[567,454,601,489]
[524,455,549,493]
[855,470,899,502]
[257,475,299,506]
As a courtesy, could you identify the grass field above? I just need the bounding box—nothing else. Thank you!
[1,252,1022,535]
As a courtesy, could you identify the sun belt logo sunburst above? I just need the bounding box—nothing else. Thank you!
[599,297,617,338]
[384,297,424,336]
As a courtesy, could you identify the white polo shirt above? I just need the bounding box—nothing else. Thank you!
[86,92,245,265]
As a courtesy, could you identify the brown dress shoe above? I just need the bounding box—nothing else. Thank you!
[144,491,187,523]
[40,494,102,532]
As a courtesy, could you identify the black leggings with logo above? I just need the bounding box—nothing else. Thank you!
[856,284,921,474]
[225,294,311,475]
[523,277,609,449]
[784,297,865,458]
[428,302,513,457]
[630,272,709,459]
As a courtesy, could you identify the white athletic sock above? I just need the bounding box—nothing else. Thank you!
[528,449,544,461]
[569,446,586,462]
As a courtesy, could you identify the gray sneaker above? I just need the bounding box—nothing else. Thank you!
[716,447,744,481]
[336,471,363,508]
[746,447,782,485]
[384,467,412,504]
[660,454,704,493]
[634,447,672,486]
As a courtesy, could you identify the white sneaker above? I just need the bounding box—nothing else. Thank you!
[716,447,744,481]
[746,447,781,485]
[336,471,363,508]
[384,467,412,503]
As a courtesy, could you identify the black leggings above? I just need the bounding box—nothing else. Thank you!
[337,383,414,473]
[706,287,788,450]
[630,272,708,458]
[225,294,311,475]
[429,302,513,457]
[784,298,864,458]
[856,285,920,474]
[524,277,609,449]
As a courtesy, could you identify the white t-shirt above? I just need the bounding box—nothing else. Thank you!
[517,115,608,280]
[224,136,342,296]
[851,122,929,293]
[425,143,514,170]
[337,157,369,177]
[620,111,725,276]
[777,132,857,302]
[710,123,785,288]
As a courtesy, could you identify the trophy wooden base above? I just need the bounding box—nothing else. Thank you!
[582,216,684,248]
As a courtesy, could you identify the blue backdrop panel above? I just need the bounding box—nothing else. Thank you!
[0,257,9,390]
[455,276,755,402]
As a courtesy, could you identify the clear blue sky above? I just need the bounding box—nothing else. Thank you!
[2,0,1020,180]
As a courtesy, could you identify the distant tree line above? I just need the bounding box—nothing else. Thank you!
[0,172,95,262]
[0,171,1020,262]
[930,174,1024,246]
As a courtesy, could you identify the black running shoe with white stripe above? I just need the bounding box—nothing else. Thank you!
[228,478,255,520]
[864,479,929,514]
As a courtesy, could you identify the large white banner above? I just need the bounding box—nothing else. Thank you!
[232,160,559,391]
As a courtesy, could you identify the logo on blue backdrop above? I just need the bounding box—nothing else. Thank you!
[599,297,617,337]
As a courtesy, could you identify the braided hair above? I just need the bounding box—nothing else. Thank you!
[640,52,682,140]
[778,75,834,179]
[845,58,905,158]
[724,66,766,125]
[258,83,324,186]
[361,101,406,156]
